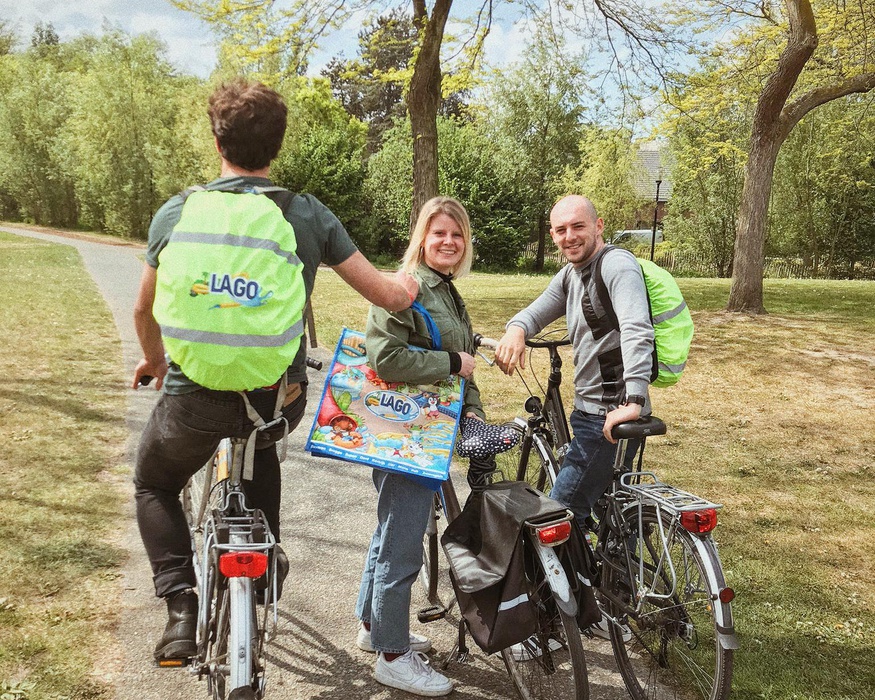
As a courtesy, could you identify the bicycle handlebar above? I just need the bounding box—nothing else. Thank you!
[473,333,499,350]
[525,336,572,349]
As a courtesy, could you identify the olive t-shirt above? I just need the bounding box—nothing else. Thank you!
[146,176,358,393]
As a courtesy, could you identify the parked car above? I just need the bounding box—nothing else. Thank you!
[610,229,663,246]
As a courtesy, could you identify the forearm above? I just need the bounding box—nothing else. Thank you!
[333,251,413,311]
[366,307,452,384]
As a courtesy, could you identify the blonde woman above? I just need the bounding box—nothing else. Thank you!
[354,197,493,696]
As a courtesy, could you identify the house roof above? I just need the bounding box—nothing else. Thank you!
[634,147,672,201]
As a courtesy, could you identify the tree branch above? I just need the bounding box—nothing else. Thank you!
[781,71,875,134]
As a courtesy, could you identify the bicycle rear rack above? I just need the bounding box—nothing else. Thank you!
[619,471,721,513]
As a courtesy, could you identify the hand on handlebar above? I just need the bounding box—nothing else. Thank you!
[494,326,527,376]
[132,357,167,391]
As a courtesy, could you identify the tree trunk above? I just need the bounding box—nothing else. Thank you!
[407,0,452,232]
[535,209,546,271]
[727,136,783,312]
[727,0,817,313]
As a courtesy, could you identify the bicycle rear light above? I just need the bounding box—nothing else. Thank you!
[680,508,718,534]
[219,551,268,578]
[536,521,572,546]
[718,587,735,604]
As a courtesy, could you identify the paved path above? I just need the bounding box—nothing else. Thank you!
[2,225,628,700]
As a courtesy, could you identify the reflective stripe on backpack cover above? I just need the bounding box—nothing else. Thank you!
[153,186,307,391]
[592,246,693,388]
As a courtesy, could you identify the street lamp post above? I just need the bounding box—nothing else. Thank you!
[650,178,662,262]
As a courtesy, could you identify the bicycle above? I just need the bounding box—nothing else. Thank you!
[174,359,322,700]
[490,331,738,700]
[418,335,590,700]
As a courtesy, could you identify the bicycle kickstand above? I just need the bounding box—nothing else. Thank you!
[439,621,470,670]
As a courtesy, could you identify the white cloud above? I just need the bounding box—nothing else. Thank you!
[0,0,217,77]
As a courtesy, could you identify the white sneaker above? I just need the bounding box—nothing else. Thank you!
[357,623,432,653]
[589,616,632,643]
[508,635,563,662]
[374,650,453,697]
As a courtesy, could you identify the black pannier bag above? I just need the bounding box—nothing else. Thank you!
[440,481,600,654]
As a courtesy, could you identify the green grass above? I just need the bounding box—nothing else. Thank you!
[0,232,128,699]
[312,268,875,700]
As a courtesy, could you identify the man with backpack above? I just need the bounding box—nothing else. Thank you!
[495,195,654,640]
[496,194,655,451]
[131,79,418,662]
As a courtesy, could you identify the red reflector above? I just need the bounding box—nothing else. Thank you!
[680,509,718,534]
[219,551,268,578]
[537,521,572,546]
[719,587,735,604]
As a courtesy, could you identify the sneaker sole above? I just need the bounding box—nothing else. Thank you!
[374,670,452,697]
[358,637,432,653]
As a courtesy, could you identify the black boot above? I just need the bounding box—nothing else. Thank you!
[154,589,197,661]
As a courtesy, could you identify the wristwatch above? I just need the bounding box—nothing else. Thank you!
[624,394,647,407]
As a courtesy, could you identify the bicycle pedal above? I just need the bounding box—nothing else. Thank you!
[417,604,447,623]
[155,657,191,668]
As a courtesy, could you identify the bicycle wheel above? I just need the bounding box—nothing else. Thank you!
[605,506,733,700]
[495,429,560,494]
[500,556,589,700]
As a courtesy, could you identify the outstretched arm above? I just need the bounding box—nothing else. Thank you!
[132,264,168,390]
[332,251,418,312]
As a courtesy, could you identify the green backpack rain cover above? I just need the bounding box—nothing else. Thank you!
[153,186,306,391]
[593,246,693,388]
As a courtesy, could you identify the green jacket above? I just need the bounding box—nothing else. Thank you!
[366,265,485,419]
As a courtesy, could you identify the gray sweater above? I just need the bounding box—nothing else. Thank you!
[507,247,654,415]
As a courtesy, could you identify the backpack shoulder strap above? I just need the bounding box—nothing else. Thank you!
[178,184,207,203]
[590,245,622,330]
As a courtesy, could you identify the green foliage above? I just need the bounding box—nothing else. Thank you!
[481,26,587,269]
[770,96,875,276]
[59,32,211,238]
[561,127,646,235]
[271,77,369,241]
[0,45,78,227]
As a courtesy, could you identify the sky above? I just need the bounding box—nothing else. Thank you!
[0,0,533,79]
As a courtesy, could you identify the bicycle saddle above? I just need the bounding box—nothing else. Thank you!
[611,416,667,440]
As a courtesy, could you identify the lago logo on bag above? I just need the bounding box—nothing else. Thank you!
[305,327,465,484]
[189,272,274,308]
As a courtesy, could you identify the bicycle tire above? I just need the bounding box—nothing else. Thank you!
[605,506,733,700]
[495,429,560,494]
[500,555,589,700]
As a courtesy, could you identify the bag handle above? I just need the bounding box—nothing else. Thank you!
[410,300,442,351]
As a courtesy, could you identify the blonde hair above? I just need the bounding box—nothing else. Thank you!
[400,196,473,278]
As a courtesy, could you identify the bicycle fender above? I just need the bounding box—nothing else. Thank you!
[688,534,739,651]
[530,538,577,617]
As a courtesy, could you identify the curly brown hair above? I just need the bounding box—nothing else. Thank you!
[207,79,287,171]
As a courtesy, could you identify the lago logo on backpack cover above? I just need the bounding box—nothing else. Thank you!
[189,271,274,309]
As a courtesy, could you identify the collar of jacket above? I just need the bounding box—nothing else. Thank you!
[416,264,452,290]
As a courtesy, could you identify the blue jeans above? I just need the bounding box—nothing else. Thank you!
[550,410,640,533]
[355,470,434,653]
[134,386,307,598]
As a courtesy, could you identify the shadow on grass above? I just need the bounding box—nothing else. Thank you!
[0,385,119,426]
